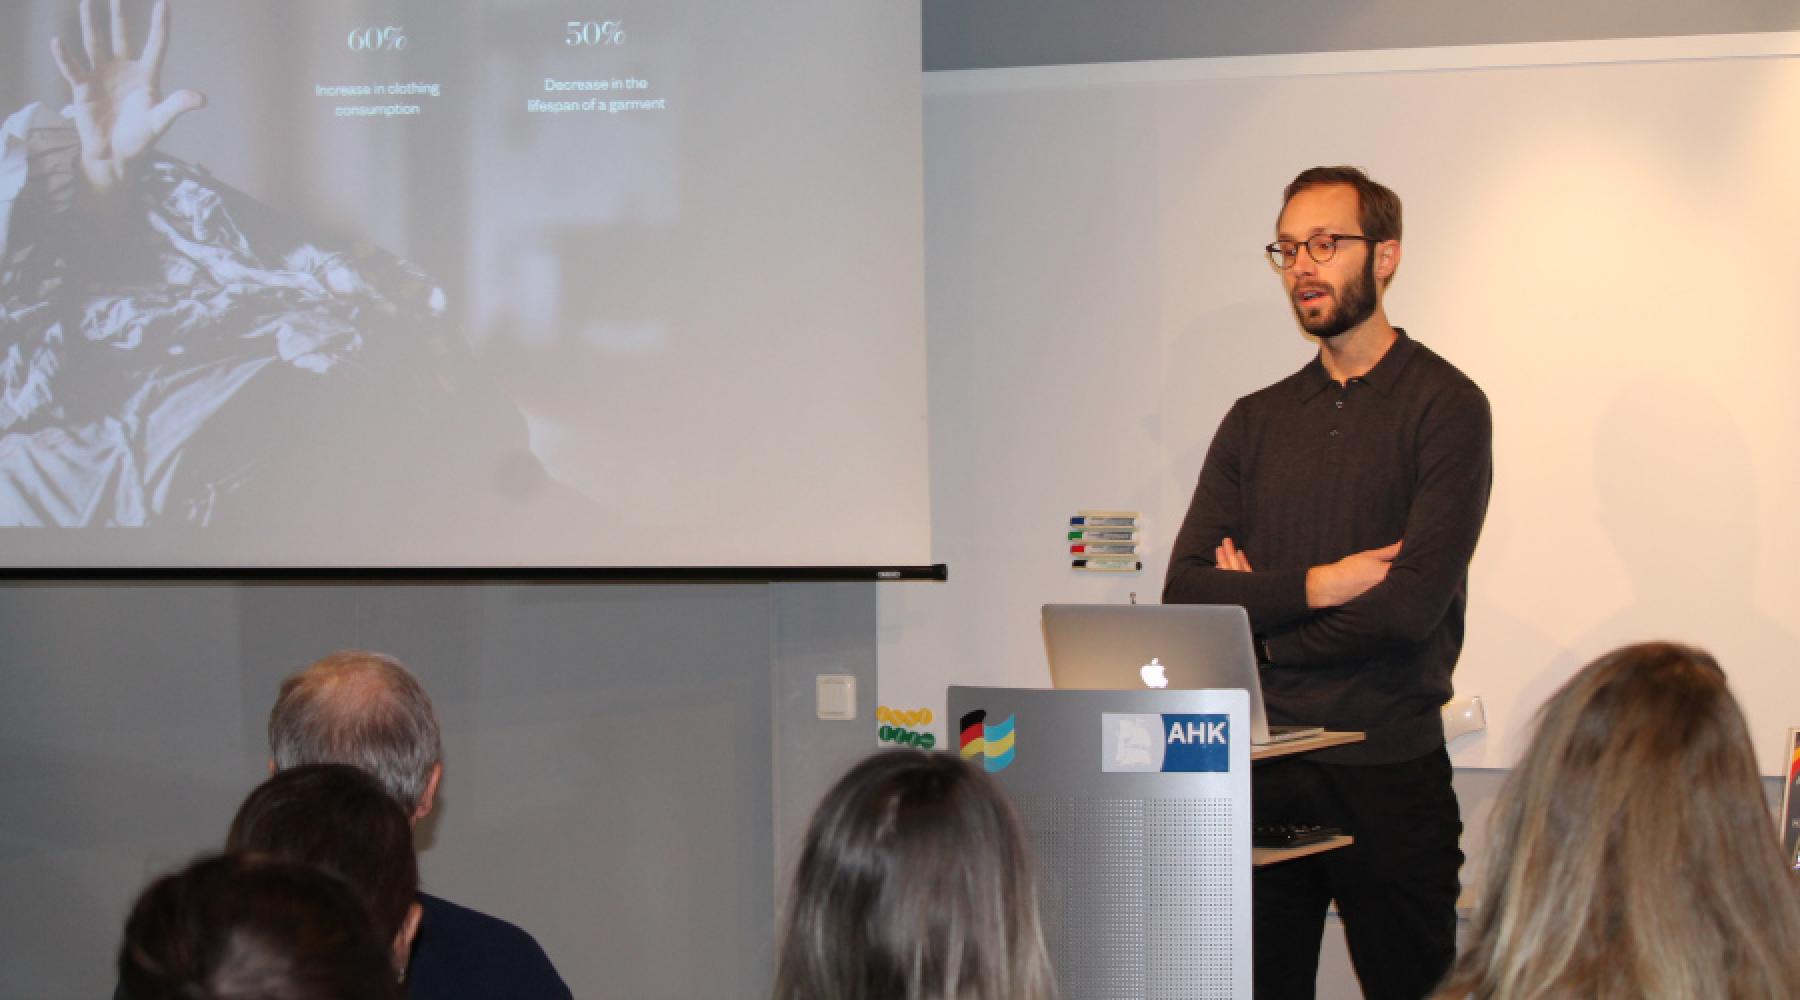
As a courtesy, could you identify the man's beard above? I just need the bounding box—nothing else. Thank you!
[1293,252,1378,340]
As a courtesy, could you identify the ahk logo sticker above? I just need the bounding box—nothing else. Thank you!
[959,709,1016,773]
[1101,713,1230,773]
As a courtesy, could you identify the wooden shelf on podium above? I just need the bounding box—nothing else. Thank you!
[1247,730,1364,867]
[1251,729,1364,761]
[1253,834,1354,867]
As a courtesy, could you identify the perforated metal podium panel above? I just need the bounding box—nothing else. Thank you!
[948,687,1252,999]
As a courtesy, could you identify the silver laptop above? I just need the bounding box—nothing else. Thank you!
[1041,603,1322,745]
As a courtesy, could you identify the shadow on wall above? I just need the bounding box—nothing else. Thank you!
[1573,380,1796,760]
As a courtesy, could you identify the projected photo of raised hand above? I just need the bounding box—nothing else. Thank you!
[1,0,577,560]
[0,0,928,569]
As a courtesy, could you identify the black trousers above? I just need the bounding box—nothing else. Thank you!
[1251,747,1463,1000]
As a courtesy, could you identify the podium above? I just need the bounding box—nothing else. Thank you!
[949,686,1254,998]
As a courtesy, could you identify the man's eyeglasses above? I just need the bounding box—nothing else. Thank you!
[1265,234,1380,271]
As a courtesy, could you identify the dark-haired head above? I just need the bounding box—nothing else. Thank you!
[227,763,420,974]
[118,852,400,1000]
[1281,166,1402,245]
[1434,642,1800,999]
[773,749,1055,1000]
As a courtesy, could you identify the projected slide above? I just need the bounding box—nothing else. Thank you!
[0,0,929,568]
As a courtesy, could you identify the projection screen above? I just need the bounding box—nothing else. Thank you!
[0,0,930,569]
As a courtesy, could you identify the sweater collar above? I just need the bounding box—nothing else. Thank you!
[1295,328,1416,401]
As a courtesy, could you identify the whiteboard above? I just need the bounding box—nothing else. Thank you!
[882,39,1800,774]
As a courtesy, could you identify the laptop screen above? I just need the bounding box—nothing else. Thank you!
[1041,603,1280,744]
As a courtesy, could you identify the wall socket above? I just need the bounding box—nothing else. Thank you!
[1443,695,1486,743]
[816,674,856,720]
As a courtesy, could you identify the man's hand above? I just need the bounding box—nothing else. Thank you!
[1305,541,1402,609]
[1214,537,1253,573]
[50,0,205,200]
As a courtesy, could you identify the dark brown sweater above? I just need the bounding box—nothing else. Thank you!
[1163,331,1492,764]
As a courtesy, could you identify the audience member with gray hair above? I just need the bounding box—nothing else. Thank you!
[270,651,444,821]
[269,650,571,1000]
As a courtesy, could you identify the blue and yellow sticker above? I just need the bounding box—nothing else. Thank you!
[959,709,1016,772]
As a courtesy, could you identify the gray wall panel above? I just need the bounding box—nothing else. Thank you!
[0,581,878,1000]
[924,0,1800,71]
[771,583,881,908]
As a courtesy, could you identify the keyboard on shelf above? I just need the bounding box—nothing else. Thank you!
[1252,823,1342,848]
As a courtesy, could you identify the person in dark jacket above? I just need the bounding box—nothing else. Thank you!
[269,651,573,1000]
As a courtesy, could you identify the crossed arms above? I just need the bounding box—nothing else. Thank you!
[1162,384,1493,667]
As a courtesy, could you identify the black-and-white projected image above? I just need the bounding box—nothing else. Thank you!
[0,0,930,568]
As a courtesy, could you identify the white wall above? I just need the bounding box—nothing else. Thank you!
[886,35,1800,775]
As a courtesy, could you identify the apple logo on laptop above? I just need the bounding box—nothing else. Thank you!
[1139,657,1169,689]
